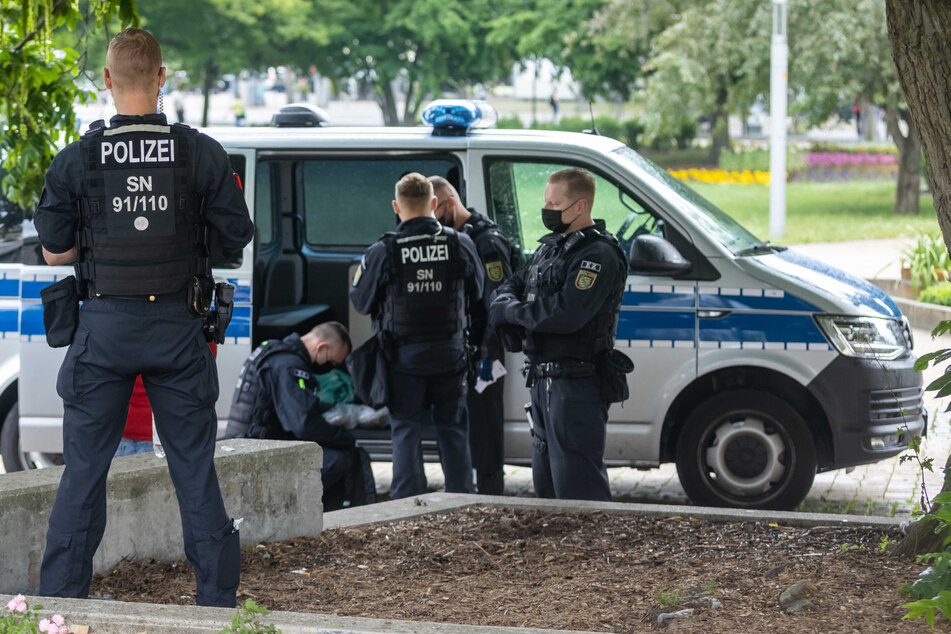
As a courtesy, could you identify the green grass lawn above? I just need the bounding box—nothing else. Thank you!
[692,181,939,244]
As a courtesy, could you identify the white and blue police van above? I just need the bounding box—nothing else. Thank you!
[0,100,924,510]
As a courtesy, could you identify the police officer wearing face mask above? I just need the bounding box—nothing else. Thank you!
[489,168,626,502]
[428,175,517,496]
[32,29,254,606]
[350,173,484,499]
[225,322,374,511]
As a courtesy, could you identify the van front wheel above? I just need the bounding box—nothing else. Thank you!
[675,390,816,510]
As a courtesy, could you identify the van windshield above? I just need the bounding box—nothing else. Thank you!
[611,146,767,256]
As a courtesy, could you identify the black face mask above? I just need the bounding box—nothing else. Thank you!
[313,362,335,375]
[541,199,582,233]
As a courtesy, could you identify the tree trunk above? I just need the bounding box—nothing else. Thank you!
[708,85,732,164]
[890,455,951,558]
[201,60,218,128]
[885,0,951,558]
[886,1,951,247]
[401,79,416,126]
[885,107,922,215]
[377,80,400,126]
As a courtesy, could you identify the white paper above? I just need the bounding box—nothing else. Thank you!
[474,359,507,394]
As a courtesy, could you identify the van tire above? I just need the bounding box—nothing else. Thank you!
[675,390,816,510]
[0,405,63,472]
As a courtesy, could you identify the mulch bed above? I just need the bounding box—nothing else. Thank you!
[91,507,939,632]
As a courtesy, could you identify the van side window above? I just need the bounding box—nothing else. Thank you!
[255,160,274,246]
[484,159,657,257]
[301,157,460,247]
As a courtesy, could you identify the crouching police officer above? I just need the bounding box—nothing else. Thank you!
[429,175,517,496]
[225,322,377,511]
[489,168,626,502]
[350,173,484,499]
[33,29,254,606]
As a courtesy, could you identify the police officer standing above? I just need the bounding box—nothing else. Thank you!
[33,29,254,606]
[429,176,516,496]
[489,168,626,502]
[225,322,376,511]
[350,173,484,499]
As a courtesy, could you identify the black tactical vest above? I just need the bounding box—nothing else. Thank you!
[76,121,206,296]
[464,213,519,272]
[225,339,306,439]
[380,226,467,342]
[524,229,626,362]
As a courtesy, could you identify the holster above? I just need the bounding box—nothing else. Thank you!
[40,275,80,348]
[203,281,235,344]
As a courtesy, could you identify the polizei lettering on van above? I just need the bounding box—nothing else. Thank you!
[400,244,449,264]
[100,138,176,165]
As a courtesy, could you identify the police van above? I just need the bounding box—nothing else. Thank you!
[0,101,924,510]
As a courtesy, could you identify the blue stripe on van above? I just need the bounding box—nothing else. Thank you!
[22,276,59,300]
[699,313,827,345]
[0,277,18,298]
[21,303,44,336]
[616,310,694,342]
[699,288,819,312]
[226,305,251,339]
[623,289,695,309]
[0,307,17,334]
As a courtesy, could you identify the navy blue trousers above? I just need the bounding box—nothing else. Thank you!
[387,368,473,499]
[530,375,611,501]
[40,298,239,607]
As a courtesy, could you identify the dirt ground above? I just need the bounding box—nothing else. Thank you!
[91,507,940,632]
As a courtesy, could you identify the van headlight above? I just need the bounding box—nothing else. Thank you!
[814,315,908,360]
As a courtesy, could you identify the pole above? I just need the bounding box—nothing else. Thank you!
[769,0,788,239]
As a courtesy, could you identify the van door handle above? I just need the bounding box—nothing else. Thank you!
[698,310,731,319]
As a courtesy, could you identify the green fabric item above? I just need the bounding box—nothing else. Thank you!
[314,369,355,406]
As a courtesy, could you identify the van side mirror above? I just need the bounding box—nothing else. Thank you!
[629,234,692,276]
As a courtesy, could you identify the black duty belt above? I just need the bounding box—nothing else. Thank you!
[90,289,188,303]
[528,360,596,379]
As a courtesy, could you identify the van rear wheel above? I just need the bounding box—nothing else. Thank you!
[0,405,64,472]
[675,390,816,510]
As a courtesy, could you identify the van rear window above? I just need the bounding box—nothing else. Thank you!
[301,157,460,247]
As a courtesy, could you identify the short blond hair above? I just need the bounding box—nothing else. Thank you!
[106,28,162,92]
[548,168,596,206]
[395,173,434,212]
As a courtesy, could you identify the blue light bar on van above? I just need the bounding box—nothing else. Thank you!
[422,100,498,136]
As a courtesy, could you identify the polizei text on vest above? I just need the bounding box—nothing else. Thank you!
[100,139,176,165]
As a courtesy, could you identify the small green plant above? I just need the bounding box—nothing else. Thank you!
[1,595,68,634]
[656,590,682,608]
[839,543,864,553]
[901,231,950,292]
[880,535,891,552]
[218,599,280,634]
[919,283,951,307]
[705,578,719,594]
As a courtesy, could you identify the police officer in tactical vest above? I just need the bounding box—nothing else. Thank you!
[32,29,254,606]
[350,173,484,499]
[225,322,376,510]
[429,176,517,496]
[489,168,627,502]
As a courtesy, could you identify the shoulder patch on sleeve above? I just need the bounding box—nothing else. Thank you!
[292,369,310,380]
[580,260,602,273]
[485,260,504,282]
[352,256,366,286]
[575,269,598,290]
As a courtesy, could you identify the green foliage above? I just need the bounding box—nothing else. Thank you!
[0,596,66,634]
[218,599,280,634]
[656,590,682,608]
[496,115,524,129]
[901,231,950,292]
[718,148,806,174]
[920,284,951,307]
[0,0,138,210]
[904,590,951,628]
[693,180,939,244]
